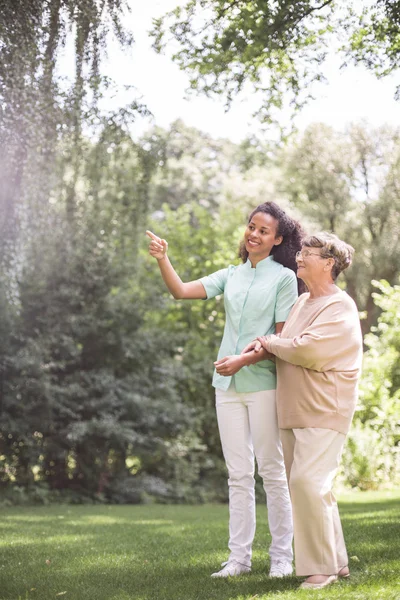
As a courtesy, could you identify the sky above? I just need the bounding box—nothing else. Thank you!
[63,0,400,142]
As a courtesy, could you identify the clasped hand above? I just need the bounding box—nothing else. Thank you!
[214,335,276,376]
[241,335,275,355]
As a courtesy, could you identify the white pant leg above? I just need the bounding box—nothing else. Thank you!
[216,387,255,567]
[216,387,293,566]
[247,389,293,562]
[280,428,348,576]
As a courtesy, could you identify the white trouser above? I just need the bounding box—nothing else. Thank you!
[216,387,293,567]
[280,428,348,576]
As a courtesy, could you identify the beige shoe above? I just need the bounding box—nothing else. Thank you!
[300,574,338,589]
[338,566,350,578]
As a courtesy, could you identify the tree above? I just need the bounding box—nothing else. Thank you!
[0,0,134,266]
[142,119,293,223]
[341,280,400,490]
[0,125,201,503]
[0,1,158,502]
[348,0,400,96]
[142,119,240,211]
[140,200,245,501]
[282,122,400,332]
[152,1,400,128]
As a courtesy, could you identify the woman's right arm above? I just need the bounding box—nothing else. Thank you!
[146,230,207,299]
[266,300,362,372]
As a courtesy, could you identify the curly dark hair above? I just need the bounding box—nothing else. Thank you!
[238,201,306,293]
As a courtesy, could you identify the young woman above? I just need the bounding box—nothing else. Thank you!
[146,202,304,578]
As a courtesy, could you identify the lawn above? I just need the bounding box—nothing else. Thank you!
[0,491,399,600]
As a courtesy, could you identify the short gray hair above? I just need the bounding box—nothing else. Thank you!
[302,232,354,280]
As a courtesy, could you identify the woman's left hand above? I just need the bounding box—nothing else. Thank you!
[241,339,262,354]
[214,355,244,376]
[256,335,275,352]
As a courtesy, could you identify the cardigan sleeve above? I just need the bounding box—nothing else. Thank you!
[268,298,362,372]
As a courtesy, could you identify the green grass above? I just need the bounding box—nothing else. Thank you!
[0,491,399,600]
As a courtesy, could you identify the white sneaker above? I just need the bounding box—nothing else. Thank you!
[211,560,251,578]
[269,559,293,578]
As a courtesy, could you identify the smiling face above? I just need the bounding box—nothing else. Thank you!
[244,212,283,265]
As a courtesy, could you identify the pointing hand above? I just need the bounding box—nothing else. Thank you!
[146,230,168,260]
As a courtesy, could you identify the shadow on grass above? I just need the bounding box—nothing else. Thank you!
[0,497,398,600]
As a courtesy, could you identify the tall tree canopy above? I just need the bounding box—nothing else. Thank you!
[152,1,400,126]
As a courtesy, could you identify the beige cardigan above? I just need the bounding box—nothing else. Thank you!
[269,290,363,434]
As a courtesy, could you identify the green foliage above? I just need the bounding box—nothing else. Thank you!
[152,1,400,128]
[152,0,336,129]
[282,122,400,333]
[142,119,276,215]
[348,0,400,90]
[0,115,255,504]
[140,201,246,502]
[0,0,134,249]
[275,121,400,487]
[341,280,400,490]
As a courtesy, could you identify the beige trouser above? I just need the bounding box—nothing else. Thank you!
[280,428,348,576]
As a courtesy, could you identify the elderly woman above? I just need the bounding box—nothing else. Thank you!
[243,232,363,590]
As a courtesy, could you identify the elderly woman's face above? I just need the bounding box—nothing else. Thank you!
[295,247,332,281]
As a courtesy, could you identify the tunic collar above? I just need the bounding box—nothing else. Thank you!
[245,255,277,271]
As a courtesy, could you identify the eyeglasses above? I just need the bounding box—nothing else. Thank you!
[295,250,323,261]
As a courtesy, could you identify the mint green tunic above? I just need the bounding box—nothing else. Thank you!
[200,256,298,392]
